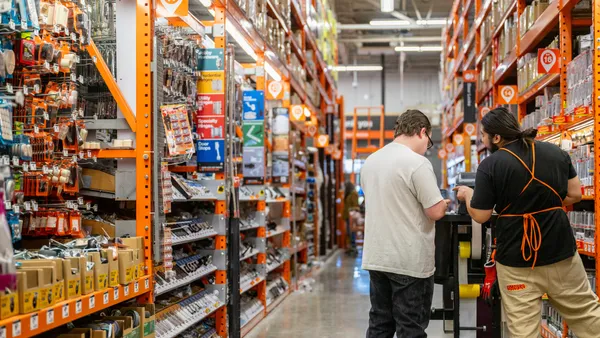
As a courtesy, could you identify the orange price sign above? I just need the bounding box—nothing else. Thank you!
[157,0,188,17]
[333,149,342,160]
[316,134,330,148]
[464,123,476,136]
[498,86,517,105]
[266,81,284,100]
[438,149,448,159]
[480,107,491,119]
[290,105,305,122]
[463,70,477,83]
[537,48,560,74]
[445,143,455,152]
[306,119,318,137]
[453,134,464,145]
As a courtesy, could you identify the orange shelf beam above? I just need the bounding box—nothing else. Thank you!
[582,195,595,201]
[97,149,136,158]
[518,73,560,104]
[86,41,136,132]
[536,115,593,141]
[518,4,560,57]
[578,249,595,257]
[0,276,151,338]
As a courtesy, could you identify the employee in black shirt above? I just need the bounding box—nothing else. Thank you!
[455,107,600,337]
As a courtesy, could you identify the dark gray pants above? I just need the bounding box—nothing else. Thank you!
[367,270,434,338]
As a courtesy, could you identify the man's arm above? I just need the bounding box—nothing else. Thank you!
[455,167,494,224]
[563,176,582,206]
[455,187,493,223]
[412,162,447,221]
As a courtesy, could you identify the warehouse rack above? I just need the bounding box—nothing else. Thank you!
[443,0,600,336]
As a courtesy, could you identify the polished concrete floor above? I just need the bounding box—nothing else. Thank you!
[246,251,453,338]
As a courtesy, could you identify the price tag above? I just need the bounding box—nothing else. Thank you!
[23,86,28,95]
[34,125,39,133]
[71,33,76,41]
[54,25,60,33]
[9,20,15,30]
[71,73,76,82]
[75,55,80,63]
[54,124,60,133]
[11,321,20,337]
[78,197,84,205]
[30,314,38,331]
[13,205,20,213]
[93,204,98,212]
[86,202,91,210]
[124,285,129,296]
[134,281,139,293]
[6,83,12,94]
[4,201,11,210]
[33,84,40,93]
[79,151,84,159]
[62,149,68,157]
[62,304,69,318]
[24,202,31,211]
[113,287,119,301]
[2,156,9,166]
[30,162,36,171]
[32,201,38,211]
[75,300,82,314]
[89,295,95,309]
[87,150,92,158]
[78,75,84,83]
[43,61,50,70]
[22,163,28,172]
[42,165,48,174]
[73,203,78,211]
[64,27,69,36]
[53,64,59,73]
[46,309,54,324]
[72,155,77,162]
[43,112,49,120]
[0,326,5,338]
[103,292,109,304]
[145,279,150,290]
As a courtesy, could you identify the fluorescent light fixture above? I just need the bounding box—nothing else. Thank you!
[370,19,410,26]
[395,45,442,52]
[334,65,383,72]
[381,0,394,12]
[265,62,282,81]
[226,23,258,61]
[416,19,448,25]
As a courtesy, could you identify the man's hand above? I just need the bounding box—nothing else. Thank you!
[454,186,474,202]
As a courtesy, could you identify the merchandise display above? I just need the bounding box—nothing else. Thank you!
[443,0,600,336]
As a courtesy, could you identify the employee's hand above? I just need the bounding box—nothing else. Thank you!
[453,186,474,202]
[443,199,452,208]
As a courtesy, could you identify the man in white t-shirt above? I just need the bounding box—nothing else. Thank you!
[360,110,449,338]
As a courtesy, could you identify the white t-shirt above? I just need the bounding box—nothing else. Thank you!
[360,142,443,278]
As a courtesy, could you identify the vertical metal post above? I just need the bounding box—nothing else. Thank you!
[381,54,385,108]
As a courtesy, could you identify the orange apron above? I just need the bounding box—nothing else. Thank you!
[497,143,565,268]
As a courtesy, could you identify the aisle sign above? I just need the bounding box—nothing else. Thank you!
[197,94,224,116]
[243,121,265,147]
[197,48,224,71]
[498,86,518,105]
[537,48,560,74]
[463,70,477,122]
[266,81,285,100]
[333,149,342,160]
[157,0,188,17]
[196,140,225,172]
[197,71,225,94]
[306,120,318,137]
[242,91,265,120]
[242,90,265,184]
[196,115,225,139]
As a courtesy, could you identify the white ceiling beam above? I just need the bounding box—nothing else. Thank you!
[339,35,442,43]
[339,23,443,30]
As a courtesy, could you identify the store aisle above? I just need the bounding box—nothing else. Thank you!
[247,251,452,338]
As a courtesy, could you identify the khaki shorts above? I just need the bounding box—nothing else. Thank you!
[497,254,600,338]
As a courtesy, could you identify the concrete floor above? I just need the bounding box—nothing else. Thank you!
[246,251,453,338]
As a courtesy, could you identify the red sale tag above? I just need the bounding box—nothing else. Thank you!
[537,48,560,74]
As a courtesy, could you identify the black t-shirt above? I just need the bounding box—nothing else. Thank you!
[470,140,577,267]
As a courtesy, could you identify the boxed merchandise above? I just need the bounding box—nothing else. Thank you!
[88,252,109,290]
[59,328,107,338]
[18,266,54,308]
[0,290,18,320]
[102,248,120,287]
[81,256,95,295]
[105,316,140,338]
[118,249,136,285]
[17,258,65,303]
[63,257,82,299]
[121,237,145,278]
[82,168,116,193]
[122,304,156,338]
[16,269,42,314]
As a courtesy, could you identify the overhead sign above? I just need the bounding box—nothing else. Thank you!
[465,123,476,136]
[266,81,284,100]
[538,48,560,74]
[157,0,188,17]
[316,134,330,148]
[290,105,305,122]
[498,85,518,105]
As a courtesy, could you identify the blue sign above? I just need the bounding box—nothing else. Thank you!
[196,139,225,172]
[242,90,265,121]
[197,48,225,71]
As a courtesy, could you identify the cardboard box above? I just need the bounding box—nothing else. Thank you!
[82,168,116,193]
[102,249,120,287]
[18,259,65,303]
[63,258,82,299]
[122,304,155,338]
[88,252,109,290]
[121,237,145,278]
[80,257,95,295]
[105,316,139,338]
[0,291,18,320]
[18,266,54,308]
[84,219,116,237]
[59,328,108,338]
[16,269,42,314]
[118,250,135,285]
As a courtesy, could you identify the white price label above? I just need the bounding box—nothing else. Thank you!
[73,203,78,211]
[71,33,76,41]
[11,321,20,337]
[145,279,149,289]
[53,64,59,73]
[75,55,80,63]
[103,292,109,304]
[24,202,31,211]
[30,314,38,330]
[22,163,28,172]
[5,201,11,210]
[34,125,39,133]
[62,304,69,319]
[71,73,76,82]
[87,150,92,158]
[63,149,68,157]
[32,201,38,211]
[11,156,17,166]
[124,285,129,296]
[13,205,19,213]
[75,300,82,314]
[86,202,91,210]
[6,84,12,94]
[33,84,40,93]
[79,151,84,159]
[43,112,49,120]
[54,125,60,133]
[89,295,95,309]
[43,61,50,70]
[113,287,119,301]
[21,21,27,30]
[78,197,84,205]
[54,25,60,33]
[0,326,5,338]
[134,281,139,293]
[9,20,15,30]
[23,86,28,95]
[78,75,84,83]
[2,156,9,166]
[30,162,36,171]
[42,165,48,174]
[72,155,77,162]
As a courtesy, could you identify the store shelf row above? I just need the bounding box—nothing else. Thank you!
[156,265,218,296]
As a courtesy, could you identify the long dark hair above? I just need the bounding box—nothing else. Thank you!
[481,107,537,146]
[344,181,355,199]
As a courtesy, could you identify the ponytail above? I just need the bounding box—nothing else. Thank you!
[482,107,535,147]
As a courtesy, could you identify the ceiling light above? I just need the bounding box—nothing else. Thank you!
[370,19,410,26]
[416,19,447,25]
[381,0,394,13]
[265,62,282,81]
[334,65,383,72]
[395,45,442,52]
